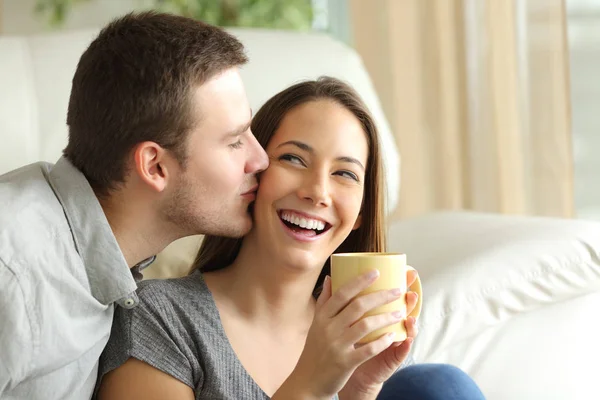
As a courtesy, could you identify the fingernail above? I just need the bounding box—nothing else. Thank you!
[324,275,330,285]
[390,288,403,296]
[392,311,405,319]
[406,337,414,345]
[408,316,416,324]
[366,269,380,280]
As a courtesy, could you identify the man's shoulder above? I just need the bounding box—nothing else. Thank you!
[0,160,53,189]
[0,161,72,269]
[0,161,63,223]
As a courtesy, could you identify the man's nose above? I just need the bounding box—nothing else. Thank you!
[245,134,269,174]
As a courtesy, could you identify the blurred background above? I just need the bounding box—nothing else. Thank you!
[0,0,596,222]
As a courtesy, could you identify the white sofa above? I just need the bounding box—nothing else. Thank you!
[1,27,600,400]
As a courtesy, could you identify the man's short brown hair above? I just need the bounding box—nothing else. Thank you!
[64,11,248,196]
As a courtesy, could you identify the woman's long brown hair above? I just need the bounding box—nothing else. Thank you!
[190,76,387,295]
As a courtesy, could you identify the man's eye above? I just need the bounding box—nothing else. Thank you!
[229,140,243,149]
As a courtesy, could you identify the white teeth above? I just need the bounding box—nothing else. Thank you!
[281,211,326,232]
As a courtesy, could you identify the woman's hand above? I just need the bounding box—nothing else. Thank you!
[339,269,420,399]
[273,269,405,400]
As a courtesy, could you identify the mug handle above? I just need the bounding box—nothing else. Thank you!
[406,265,423,319]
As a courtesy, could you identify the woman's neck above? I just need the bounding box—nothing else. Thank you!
[205,235,321,331]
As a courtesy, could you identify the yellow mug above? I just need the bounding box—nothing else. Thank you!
[330,252,422,344]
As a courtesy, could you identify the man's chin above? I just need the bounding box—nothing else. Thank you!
[207,213,253,238]
[233,214,253,237]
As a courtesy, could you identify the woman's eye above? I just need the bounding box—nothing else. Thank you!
[279,154,304,165]
[336,170,360,182]
[229,140,243,149]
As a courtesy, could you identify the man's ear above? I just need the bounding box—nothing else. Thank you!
[352,214,362,230]
[133,142,170,193]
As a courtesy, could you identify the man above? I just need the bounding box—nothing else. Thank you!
[0,11,268,399]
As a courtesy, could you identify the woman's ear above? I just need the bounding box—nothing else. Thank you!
[352,214,362,230]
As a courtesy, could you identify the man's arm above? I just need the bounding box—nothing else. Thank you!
[0,258,34,395]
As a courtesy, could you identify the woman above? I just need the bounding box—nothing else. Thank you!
[96,77,484,400]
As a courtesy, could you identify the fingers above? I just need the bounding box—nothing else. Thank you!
[344,310,404,344]
[351,323,416,372]
[315,275,332,310]
[404,316,418,339]
[406,269,418,287]
[350,330,397,365]
[392,337,414,363]
[405,291,419,315]
[322,269,380,317]
[335,288,403,329]
[345,312,418,354]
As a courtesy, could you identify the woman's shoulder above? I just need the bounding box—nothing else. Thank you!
[107,270,221,354]
[132,271,211,309]
[136,270,208,300]
[100,271,215,393]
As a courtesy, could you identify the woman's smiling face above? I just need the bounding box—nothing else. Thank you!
[249,99,369,270]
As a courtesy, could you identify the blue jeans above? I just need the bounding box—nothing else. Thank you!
[377,364,486,400]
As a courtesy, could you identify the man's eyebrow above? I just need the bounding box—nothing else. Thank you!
[276,140,365,170]
[225,109,253,137]
[225,121,251,137]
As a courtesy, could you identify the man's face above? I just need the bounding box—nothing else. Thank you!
[163,68,269,238]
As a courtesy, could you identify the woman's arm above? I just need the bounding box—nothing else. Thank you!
[267,273,402,400]
[97,357,194,400]
[337,382,381,400]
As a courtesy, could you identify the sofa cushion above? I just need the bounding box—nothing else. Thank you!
[146,235,203,280]
[387,211,600,362]
[436,292,600,399]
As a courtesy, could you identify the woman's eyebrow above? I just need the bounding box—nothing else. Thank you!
[337,156,365,170]
[277,140,365,170]
[277,140,312,152]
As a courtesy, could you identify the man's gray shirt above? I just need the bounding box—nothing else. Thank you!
[0,157,140,400]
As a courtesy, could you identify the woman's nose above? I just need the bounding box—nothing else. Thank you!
[297,172,331,207]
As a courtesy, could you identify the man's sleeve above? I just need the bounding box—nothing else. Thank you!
[0,258,34,395]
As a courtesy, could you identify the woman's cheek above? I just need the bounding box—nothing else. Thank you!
[335,190,363,222]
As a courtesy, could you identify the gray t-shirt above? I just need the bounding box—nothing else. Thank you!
[97,270,271,399]
[98,271,344,400]
[97,269,414,399]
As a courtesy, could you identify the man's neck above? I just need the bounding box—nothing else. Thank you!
[98,192,173,268]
